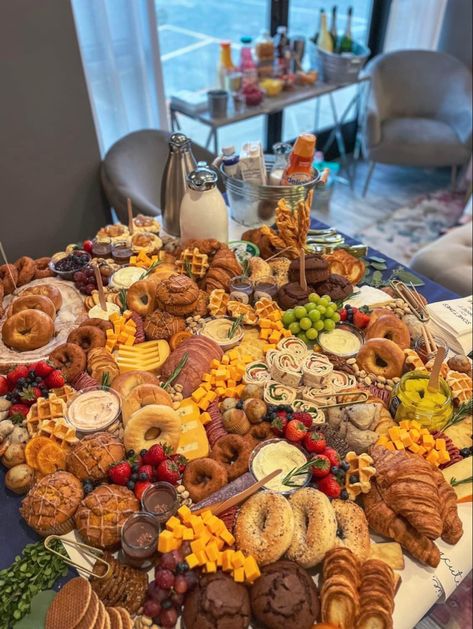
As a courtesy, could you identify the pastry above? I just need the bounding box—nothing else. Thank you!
[26,396,67,436]
[75,484,139,549]
[66,432,125,481]
[14,256,36,286]
[357,558,396,629]
[365,314,411,349]
[176,247,209,278]
[9,294,56,320]
[131,231,162,254]
[324,250,366,285]
[289,254,330,285]
[210,434,252,481]
[268,257,291,286]
[242,227,280,259]
[87,347,120,382]
[320,548,360,629]
[20,470,83,536]
[208,288,229,317]
[446,369,472,405]
[332,499,371,562]
[67,325,106,352]
[123,404,181,452]
[277,281,310,309]
[143,310,185,341]
[404,348,426,371]
[227,301,258,325]
[45,577,93,629]
[96,223,129,241]
[312,274,353,301]
[248,256,272,282]
[0,263,18,294]
[2,309,55,351]
[34,257,54,279]
[49,343,87,382]
[204,247,242,292]
[90,553,148,615]
[133,213,160,233]
[250,560,320,629]
[447,354,472,374]
[344,451,376,500]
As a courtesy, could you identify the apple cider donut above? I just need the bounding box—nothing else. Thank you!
[183,457,228,503]
[14,256,36,286]
[67,325,106,353]
[49,342,87,382]
[365,313,410,349]
[79,318,113,334]
[210,434,252,481]
[0,264,18,295]
[34,257,54,279]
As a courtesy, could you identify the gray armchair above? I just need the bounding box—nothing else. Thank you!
[361,50,472,195]
[101,129,217,224]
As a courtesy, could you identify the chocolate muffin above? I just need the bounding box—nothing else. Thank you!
[250,560,319,629]
[312,273,353,301]
[288,255,330,285]
[277,282,310,310]
[182,573,250,629]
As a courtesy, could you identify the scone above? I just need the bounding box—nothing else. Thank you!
[277,282,310,309]
[75,484,139,549]
[20,471,83,536]
[66,432,125,482]
[312,274,353,301]
[155,274,200,316]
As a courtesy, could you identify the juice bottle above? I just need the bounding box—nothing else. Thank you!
[217,41,235,89]
[239,36,257,86]
[281,133,316,185]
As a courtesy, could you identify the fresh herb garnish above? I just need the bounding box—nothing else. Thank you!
[281,459,317,487]
[227,315,244,339]
[140,259,161,280]
[450,476,473,487]
[442,400,473,430]
[101,372,112,388]
[183,258,194,279]
[162,353,189,390]
[241,258,250,277]
[118,288,127,313]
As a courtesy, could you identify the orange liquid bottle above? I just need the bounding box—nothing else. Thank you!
[281,133,316,185]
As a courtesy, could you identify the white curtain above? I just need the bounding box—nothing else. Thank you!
[71,0,168,155]
[383,0,448,52]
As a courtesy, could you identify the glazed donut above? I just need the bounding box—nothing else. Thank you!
[122,384,173,425]
[357,338,405,379]
[14,257,36,286]
[123,404,181,452]
[332,499,370,562]
[365,314,410,349]
[182,457,228,503]
[126,280,156,316]
[210,434,252,481]
[67,325,106,352]
[1,309,54,352]
[0,264,18,295]
[21,285,62,311]
[111,370,159,400]
[234,491,294,565]
[79,318,113,333]
[10,295,56,320]
[49,342,87,382]
[287,487,337,568]
[34,257,54,279]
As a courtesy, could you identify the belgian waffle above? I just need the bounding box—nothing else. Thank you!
[208,289,229,317]
[344,451,376,500]
[49,385,76,404]
[254,296,281,320]
[38,418,78,450]
[176,247,209,278]
[227,301,258,325]
[26,397,67,436]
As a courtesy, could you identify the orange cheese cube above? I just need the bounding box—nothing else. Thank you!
[259,318,272,329]
[200,510,212,522]
[435,438,446,451]
[206,516,224,535]
[384,442,395,451]
[198,397,210,411]
[388,426,401,441]
[221,354,230,365]
[177,504,192,522]
[124,335,135,346]
[205,543,220,562]
[260,328,271,339]
[243,556,261,582]
[205,561,217,573]
[166,516,180,531]
[426,450,440,466]
[214,537,225,551]
[438,449,451,464]
[268,331,282,344]
[185,553,199,569]
[216,553,223,567]
[232,551,245,569]
[200,412,211,425]
[190,538,206,554]
[182,527,194,541]
[222,550,234,571]
[202,373,212,382]
[408,442,421,454]
[220,528,235,546]
[399,420,411,430]
[393,440,405,450]
[233,567,245,582]
[211,358,221,368]
[417,446,427,456]
[196,551,207,566]
[410,428,421,443]
[191,388,207,403]
[158,530,176,553]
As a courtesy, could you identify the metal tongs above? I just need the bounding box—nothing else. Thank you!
[44,535,112,578]
[308,390,369,410]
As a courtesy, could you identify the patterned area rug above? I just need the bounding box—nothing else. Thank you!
[354,190,466,266]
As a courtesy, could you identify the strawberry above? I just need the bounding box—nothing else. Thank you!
[303,430,327,454]
[309,454,331,478]
[339,308,347,321]
[292,412,313,429]
[7,365,29,386]
[45,370,65,389]
[156,459,180,485]
[108,461,132,485]
[82,240,94,254]
[0,376,8,396]
[271,416,288,436]
[134,480,152,500]
[9,403,30,418]
[138,464,154,480]
[32,360,54,377]
[316,473,342,498]
[170,453,188,474]
[324,447,341,468]
[142,443,170,467]
[20,386,42,405]
[353,309,370,329]
[284,420,307,443]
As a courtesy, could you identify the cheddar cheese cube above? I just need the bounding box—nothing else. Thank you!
[388,427,401,441]
[232,551,245,568]
[205,561,217,573]
[185,553,199,569]
[435,438,446,451]
[166,516,180,532]
[192,388,207,403]
[182,527,194,541]
[220,528,235,546]
[244,556,260,582]
[158,530,176,553]
[205,543,220,562]
[177,504,192,522]
[222,550,234,571]
[233,567,245,582]
[191,538,206,554]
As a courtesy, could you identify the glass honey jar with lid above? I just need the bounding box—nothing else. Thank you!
[389,370,453,431]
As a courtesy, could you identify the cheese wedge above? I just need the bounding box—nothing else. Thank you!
[116,340,170,373]
[176,399,209,460]
[441,457,473,502]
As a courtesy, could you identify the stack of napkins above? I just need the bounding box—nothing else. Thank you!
[427,296,472,355]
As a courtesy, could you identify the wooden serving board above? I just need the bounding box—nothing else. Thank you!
[0,278,86,371]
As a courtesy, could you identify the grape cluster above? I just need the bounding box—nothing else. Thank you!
[282,293,341,344]
[53,250,90,273]
[73,264,113,295]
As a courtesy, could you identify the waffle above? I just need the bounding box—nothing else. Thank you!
[38,418,78,450]
[176,247,209,278]
[227,300,258,325]
[446,369,472,404]
[254,296,282,320]
[344,451,376,500]
[49,385,76,404]
[208,289,229,317]
[26,397,67,436]
[404,348,425,372]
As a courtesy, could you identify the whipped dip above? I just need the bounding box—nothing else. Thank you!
[251,440,308,492]
[67,389,120,432]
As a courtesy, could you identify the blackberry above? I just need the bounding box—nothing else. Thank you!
[235,401,244,410]
[349,474,359,484]
[127,480,136,490]
[139,472,148,481]
[460,447,471,458]
[331,466,339,475]
[140,449,147,457]
[126,449,135,458]
[132,463,140,473]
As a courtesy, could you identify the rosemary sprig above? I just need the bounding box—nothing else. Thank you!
[281,459,316,487]
[162,352,189,390]
[118,288,127,313]
[241,258,250,277]
[140,259,161,279]
[227,315,243,339]
[450,475,473,487]
[183,258,194,279]
[442,400,473,431]
[101,372,112,388]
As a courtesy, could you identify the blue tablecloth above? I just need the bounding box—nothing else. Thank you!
[0,223,458,572]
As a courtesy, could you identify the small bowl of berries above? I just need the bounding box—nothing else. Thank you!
[49,249,91,281]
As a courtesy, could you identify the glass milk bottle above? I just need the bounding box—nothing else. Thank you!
[179,162,228,243]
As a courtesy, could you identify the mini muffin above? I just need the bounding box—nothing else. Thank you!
[66,432,125,482]
[250,560,320,629]
[288,255,330,285]
[155,274,200,316]
[75,484,139,550]
[312,274,353,302]
[277,282,310,310]
[20,471,83,536]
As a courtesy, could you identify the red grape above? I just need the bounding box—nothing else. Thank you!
[171,548,184,563]
[169,591,184,608]
[143,599,161,618]
[155,568,175,590]
[159,607,178,627]
[84,283,96,295]
[159,552,177,571]
[73,271,86,282]
[174,575,188,594]
[180,542,192,556]
[147,581,168,603]
[184,570,198,590]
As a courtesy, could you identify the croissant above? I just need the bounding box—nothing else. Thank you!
[431,466,464,545]
[210,248,242,276]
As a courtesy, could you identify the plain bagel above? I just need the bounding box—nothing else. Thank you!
[111,370,159,400]
[122,384,173,425]
[123,404,181,452]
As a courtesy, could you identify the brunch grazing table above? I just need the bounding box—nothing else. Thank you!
[0,207,471,629]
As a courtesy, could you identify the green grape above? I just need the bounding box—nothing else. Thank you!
[282,310,296,326]
[321,295,331,305]
[317,305,326,315]
[297,332,309,344]
[325,306,335,318]
[315,320,325,331]
[299,317,312,331]
[289,321,301,334]
[332,312,341,323]
[309,293,320,304]
[304,303,316,312]
[308,309,321,322]
[329,302,337,310]
[306,327,318,341]
[324,319,336,331]
[294,306,307,319]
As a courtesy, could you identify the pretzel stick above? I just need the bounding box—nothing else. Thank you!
[127,198,134,234]
[424,326,437,352]
[0,241,17,292]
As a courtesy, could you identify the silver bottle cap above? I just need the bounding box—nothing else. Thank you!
[187,162,218,191]
[169,132,191,149]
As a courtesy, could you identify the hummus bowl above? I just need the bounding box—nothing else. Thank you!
[197,316,244,350]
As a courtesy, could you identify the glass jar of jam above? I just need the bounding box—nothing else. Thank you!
[141,482,179,523]
[120,512,160,569]
[254,276,278,300]
[389,370,453,431]
[91,238,112,258]
[112,240,132,264]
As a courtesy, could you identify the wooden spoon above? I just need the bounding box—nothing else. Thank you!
[93,266,107,312]
[427,346,447,393]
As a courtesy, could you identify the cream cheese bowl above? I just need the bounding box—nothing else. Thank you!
[110,265,146,290]
[66,386,122,434]
[197,316,244,350]
[249,438,310,495]
[318,323,364,358]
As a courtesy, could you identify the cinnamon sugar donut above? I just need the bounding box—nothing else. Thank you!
[365,314,410,350]
[210,434,252,481]
[14,256,36,286]
[49,342,87,382]
[34,257,54,279]
[10,294,56,320]
[0,264,18,295]
[79,318,113,333]
[67,326,106,352]
[183,457,228,503]
[21,285,62,311]
[357,338,405,379]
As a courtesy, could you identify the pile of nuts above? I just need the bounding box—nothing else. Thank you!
[176,482,192,508]
[346,357,400,391]
[185,314,203,333]
[166,383,184,409]
[134,615,159,629]
[383,298,412,317]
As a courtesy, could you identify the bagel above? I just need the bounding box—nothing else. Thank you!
[34,257,54,279]
[2,309,54,351]
[365,314,410,349]
[14,256,36,286]
[357,338,405,379]
[182,457,228,503]
[10,294,56,320]
[367,308,393,328]
[79,318,113,333]
[67,325,106,352]
[234,491,294,566]
[332,499,370,562]
[287,487,337,568]
[122,383,173,425]
[210,434,252,481]
[123,404,181,452]
[49,342,87,382]
[21,285,62,311]
[246,422,273,448]
[111,370,159,400]
[126,279,156,316]
[0,264,18,295]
